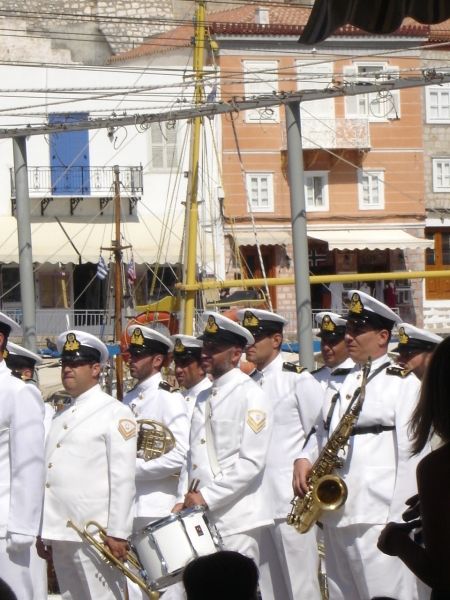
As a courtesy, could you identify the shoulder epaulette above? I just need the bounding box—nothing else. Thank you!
[386,365,411,378]
[331,367,352,377]
[311,365,325,375]
[283,361,307,374]
[159,381,179,392]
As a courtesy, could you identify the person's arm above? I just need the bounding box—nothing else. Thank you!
[106,407,137,540]
[378,451,450,592]
[135,393,189,480]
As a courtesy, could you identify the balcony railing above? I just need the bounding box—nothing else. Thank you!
[10,165,143,198]
[281,118,371,150]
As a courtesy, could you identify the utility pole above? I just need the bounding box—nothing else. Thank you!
[13,137,37,352]
[285,102,314,370]
[182,0,206,335]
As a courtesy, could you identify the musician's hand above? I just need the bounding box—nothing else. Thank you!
[104,536,129,561]
[292,458,312,497]
[377,521,420,556]
[36,536,52,561]
[402,493,420,522]
[171,502,184,513]
[184,491,207,508]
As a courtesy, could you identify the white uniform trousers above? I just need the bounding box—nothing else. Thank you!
[0,537,33,600]
[259,519,321,600]
[161,529,262,600]
[324,523,424,600]
[52,540,127,600]
[29,544,48,600]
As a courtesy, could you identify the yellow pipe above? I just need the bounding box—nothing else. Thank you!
[183,1,206,334]
[176,269,450,292]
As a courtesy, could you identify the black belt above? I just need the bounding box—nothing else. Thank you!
[351,425,395,435]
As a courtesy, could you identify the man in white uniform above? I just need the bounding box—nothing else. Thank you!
[38,330,137,600]
[124,325,190,524]
[237,308,323,600]
[171,334,212,421]
[312,311,354,391]
[166,312,272,600]
[5,342,52,600]
[394,323,441,381]
[293,290,428,600]
[0,313,45,600]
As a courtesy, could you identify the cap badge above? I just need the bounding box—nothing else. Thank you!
[349,292,364,315]
[205,315,219,335]
[64,332,80,352]
[321,315,336,333]
[398,326,409,345]
[243,311,259,328]
[174,338,185,354]
[130,327,144,346]
[2,349,8,359]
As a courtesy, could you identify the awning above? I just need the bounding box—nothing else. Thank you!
[230,229,292,247]
[308,228,433,251]
[0,216,186,264]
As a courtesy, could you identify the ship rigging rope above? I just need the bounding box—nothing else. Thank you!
[229,113,273,312]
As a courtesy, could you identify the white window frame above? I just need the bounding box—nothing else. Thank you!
[304,171,329,212]
[245,172,274,213]
[148,122,178,172]
[344,62,400,121]
[426,86,450,123]
[358,169,385,210]
[243,60,279,123]
[432,158,450,192]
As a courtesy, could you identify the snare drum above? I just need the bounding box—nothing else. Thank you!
[130,506,223,590]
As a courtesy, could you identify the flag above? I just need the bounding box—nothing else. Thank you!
[96,256,108,280]
[127,257,137,286]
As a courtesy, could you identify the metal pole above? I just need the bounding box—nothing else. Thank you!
[13,137,37,352]
[182,0,206,335]
[285,102,314,370]
[113,165,124,400]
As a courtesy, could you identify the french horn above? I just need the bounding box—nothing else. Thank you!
[137,419,176,461]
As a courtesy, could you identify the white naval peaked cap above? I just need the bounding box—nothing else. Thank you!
[57,330,109,364]
[346,289,402,329]
[170,334,203,356]
[236,308,288,333]
[199,311,255,347]
[127,323,173,355]
[395,323,442,351]
[315,311,347,338]
[0,311,22,337]
[6,342,43,366]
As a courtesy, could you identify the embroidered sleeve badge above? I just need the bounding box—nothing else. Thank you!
[247,410,267,434]
[118,418,137,440]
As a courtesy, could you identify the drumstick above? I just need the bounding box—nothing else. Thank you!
[188,478,200,493]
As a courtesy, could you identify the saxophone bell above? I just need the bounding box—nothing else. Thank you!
[313,474,348,511]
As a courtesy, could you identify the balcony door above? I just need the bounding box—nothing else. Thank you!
[49,113,90,195]
[425,229,450,299]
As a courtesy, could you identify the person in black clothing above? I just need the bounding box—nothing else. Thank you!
[378,336,450,599]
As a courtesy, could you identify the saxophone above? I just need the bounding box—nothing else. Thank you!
[287,357,372,533]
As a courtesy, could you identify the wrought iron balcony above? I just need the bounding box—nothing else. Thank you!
[10,165,143,198]
[281,118,371,150]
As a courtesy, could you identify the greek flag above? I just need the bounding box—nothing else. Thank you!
[96,256,109,280]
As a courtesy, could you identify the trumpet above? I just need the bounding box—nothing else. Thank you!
[67,519,159,600]
[137,419,176,461]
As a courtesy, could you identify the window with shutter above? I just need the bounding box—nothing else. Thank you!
[243,61,279,123]
[344,63,400,121]
[245,173,274,212]
[149,123,178,171]
[432,158,450,191]
[358,170,385,210]
[304,172,329,212]
[426,86,450,123]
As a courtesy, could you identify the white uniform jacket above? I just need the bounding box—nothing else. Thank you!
[179,368,273,537]
[182,376,212,421]
[124,372,190,518]
[41,384,137,542]
[0,361,45,537]
[300,354,426,528]
[253,354,324,518]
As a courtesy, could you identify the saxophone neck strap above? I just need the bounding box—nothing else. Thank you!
[324,360,390,432]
